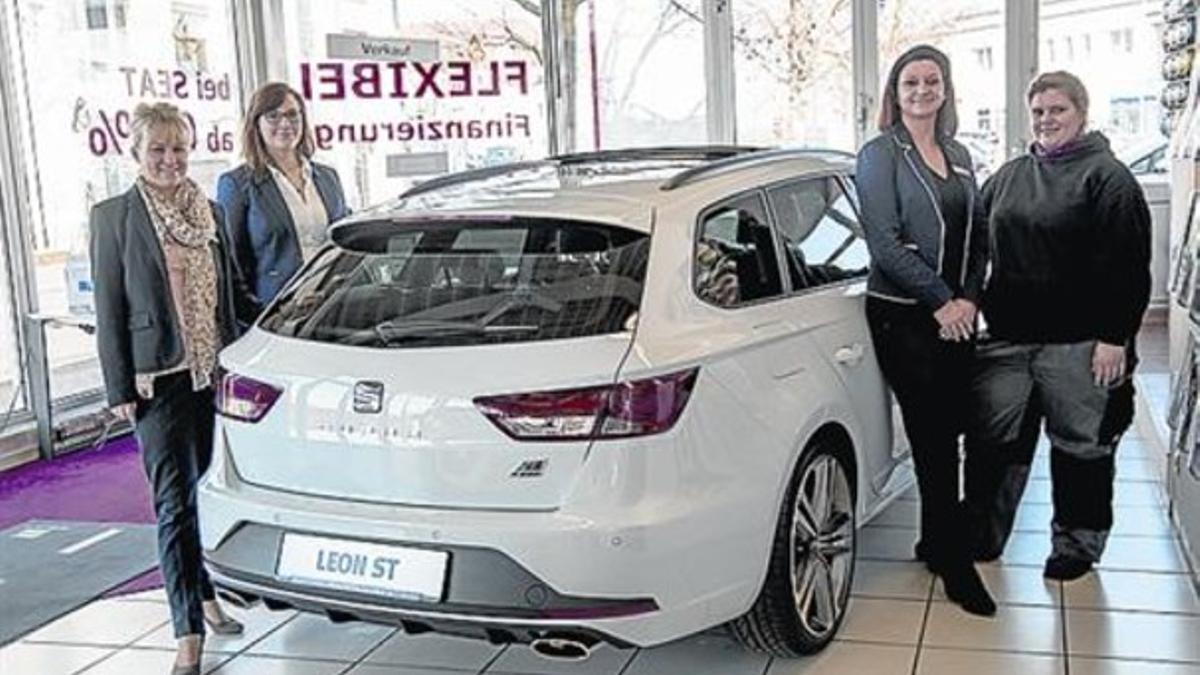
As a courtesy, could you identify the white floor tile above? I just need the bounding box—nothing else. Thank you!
[1023,479,1054,505]
[1098,536,1187,573]
[348,664,481,675]
[133,604,295,654]
[1113,480,1166,507]
[837,598,926,645]
[1115,459,1162,483]
[915,647,1063,675]
[1063,570,1200,614]
[852,560,933,600]
[858,527,918,562]
[923,602,1063,654]
[22,598,170,647]
[112,588,168,604]
[484,641,634,674]
[933,564,1060,607]
[991,531,1053,567]
[623,631,769,675]
[764,641,915,675]
[208,655,349,674]
[1066,609,1200,663]
[78,646,231,675]
[0,642,112,675]
[365,631,503,671]
[245,614,394,662]
[1070,656,1200,674]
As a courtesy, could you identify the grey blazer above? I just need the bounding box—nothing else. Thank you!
[855,125,989,310]
[89,187,257,407]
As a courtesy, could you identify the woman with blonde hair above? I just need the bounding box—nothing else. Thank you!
[91,102,256,674]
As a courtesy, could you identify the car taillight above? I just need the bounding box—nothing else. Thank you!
[474,368,699,441]
[215,368,282,422]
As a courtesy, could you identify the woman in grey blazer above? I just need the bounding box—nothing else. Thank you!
[855,45,993,616]
[91,102,256,675]
[217,82,349,306]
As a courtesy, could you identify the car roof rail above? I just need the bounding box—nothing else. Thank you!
[398,146,765,200]
[659,146,855,191]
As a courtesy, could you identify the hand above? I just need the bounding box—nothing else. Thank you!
[934,299,975,341]
[110,402,136,421]
[1092,342,1127,387]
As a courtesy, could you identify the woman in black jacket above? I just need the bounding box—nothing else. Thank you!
[966,71,1150,581]
[91,102,257,675]
[856,45,994,615]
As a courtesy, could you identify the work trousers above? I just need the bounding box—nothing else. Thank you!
[965,339,1136,562]
[867,298,974,567]
[134,371,216,638]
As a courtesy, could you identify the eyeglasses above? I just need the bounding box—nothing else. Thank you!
[263,109,302,126]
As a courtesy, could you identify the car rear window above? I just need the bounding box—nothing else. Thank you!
[258,217,650,348]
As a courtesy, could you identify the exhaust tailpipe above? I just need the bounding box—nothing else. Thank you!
[529,633,596,661]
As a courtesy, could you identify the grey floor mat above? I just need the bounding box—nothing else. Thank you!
[0,520,157,645]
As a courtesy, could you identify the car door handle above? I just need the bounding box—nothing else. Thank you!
[834,344,865,366]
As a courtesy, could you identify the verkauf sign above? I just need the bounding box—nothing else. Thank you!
[326,34,439,63]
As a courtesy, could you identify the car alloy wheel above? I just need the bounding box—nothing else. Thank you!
[730,439,856,656]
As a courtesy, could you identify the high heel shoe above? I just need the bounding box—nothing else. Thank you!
[941,563,997,616]
[169,664,200,675]
[203,614,244,636]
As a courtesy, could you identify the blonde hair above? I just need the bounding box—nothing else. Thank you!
[240,82,315,176]
[129,102,190,160]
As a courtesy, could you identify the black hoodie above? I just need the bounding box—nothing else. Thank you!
[980,131,1150,346]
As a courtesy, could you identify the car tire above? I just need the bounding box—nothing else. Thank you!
[730,439,857,656]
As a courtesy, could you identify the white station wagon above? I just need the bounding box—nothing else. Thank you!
[197,147,913,658]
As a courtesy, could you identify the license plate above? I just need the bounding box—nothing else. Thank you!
[276,533,448,602]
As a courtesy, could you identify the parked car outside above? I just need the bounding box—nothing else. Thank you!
[197,147,912,658]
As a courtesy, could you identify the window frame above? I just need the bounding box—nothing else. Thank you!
[760,171,870,298]
[691,188,789,310]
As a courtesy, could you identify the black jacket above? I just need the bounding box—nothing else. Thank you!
[856,124,989,310]
[981,131,1151,345]
[90,187,258,407]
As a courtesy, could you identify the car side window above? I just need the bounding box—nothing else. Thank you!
[695,193,784,308]
[767,176,870,291]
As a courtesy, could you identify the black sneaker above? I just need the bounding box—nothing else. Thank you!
[1043,555,1093,581]
[941,564,997,617]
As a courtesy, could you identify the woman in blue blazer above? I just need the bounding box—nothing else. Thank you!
[217,82,349,306]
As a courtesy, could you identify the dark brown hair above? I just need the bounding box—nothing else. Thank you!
[1027,70,1089,119]
[878,44,959,138]
[240,82,315,176]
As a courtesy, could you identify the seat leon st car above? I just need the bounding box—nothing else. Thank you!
[198,147,913,658]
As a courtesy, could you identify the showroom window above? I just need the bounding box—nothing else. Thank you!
[276,0,548,209]
[878,0,1006,177]
[1041,1,1166,160]
[3,0,241,402]
[732,0,855,150]
[695,193,782,308]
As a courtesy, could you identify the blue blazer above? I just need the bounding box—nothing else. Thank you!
[216,161,349,304]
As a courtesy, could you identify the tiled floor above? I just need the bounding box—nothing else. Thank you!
[2,330,1197,674]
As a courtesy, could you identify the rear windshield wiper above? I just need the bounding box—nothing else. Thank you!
[350,319,538,346]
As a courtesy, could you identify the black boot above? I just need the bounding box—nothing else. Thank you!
[941,563,997,617]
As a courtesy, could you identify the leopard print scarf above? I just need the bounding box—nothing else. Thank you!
[137,176,220,392]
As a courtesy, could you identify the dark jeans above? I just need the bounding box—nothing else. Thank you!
[965,339,1136,562]
[134,371,216,638]
[866,298,974,567]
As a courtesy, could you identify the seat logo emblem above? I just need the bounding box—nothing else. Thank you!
[353,381,385,413]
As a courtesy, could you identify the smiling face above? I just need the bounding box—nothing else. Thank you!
[137,123,190,193]
[1029,88,1086,151]
[257,93,304,158]
[896,59,946,124]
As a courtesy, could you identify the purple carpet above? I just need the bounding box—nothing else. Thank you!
[0,434,163,594]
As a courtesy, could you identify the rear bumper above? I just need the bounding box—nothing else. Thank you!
[197,454,768,646]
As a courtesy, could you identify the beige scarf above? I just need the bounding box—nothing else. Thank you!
[136,176,220,395]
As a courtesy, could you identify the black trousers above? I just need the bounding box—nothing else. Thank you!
[867,298,974,566]
[134,371,216,638]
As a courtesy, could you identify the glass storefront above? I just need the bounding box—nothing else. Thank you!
[277,0,547,209]
[3,0,241,401]
[733,0,855,149]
